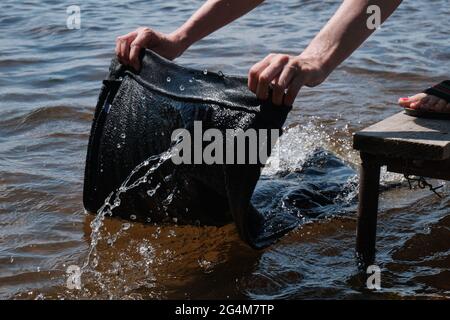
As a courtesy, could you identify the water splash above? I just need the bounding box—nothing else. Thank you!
[81,148,175,276]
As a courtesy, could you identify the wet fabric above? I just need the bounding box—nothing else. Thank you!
[83,49,297,249]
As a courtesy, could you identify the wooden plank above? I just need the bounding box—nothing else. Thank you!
[353,112,450,160]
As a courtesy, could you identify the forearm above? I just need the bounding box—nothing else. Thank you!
[172,0,264,50]
[301,0,403,76]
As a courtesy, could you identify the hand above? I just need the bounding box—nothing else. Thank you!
[115,27,187,71]
[248,53,328,106]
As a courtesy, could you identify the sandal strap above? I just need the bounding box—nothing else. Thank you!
[424,80,450,103]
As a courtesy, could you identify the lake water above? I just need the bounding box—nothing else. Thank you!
[0,0,449,299]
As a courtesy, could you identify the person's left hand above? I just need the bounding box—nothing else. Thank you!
[248,53,328,106]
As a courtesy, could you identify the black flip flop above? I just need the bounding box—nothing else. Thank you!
[403,80,450,119]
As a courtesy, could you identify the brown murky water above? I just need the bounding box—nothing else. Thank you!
[0,0,449,299]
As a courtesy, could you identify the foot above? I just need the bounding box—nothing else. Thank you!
[398,93,450,113]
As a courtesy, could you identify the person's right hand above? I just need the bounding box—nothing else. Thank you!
[115,27,187,71]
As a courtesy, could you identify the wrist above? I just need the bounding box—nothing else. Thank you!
[298,39,339,81]
[299,52,333,79]
[169,29,192,57]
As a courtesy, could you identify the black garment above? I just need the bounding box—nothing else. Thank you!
[83,50,298,249]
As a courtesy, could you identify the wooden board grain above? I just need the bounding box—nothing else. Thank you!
[353,112,450,161]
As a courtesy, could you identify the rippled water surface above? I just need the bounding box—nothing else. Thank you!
[1,0,449,299]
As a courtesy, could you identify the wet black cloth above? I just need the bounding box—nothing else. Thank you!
[83,49,298,249]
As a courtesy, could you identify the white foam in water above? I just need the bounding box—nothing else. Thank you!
[263,121,336,175]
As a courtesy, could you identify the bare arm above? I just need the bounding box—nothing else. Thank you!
[250,0,403,105]
[174,0,264,50]
[302,0,403,78]
[116,0,403,106]
[116,0,263,70]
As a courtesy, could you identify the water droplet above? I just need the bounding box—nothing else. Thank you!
[121,223,131,231]
[10,257,14,263]
[120,133,126,139]
[146,217,152,223]
[179,85,185,91]
[116,143,121,149]
[189,78,193,83]
[118,77,123,81]
[130,214,137,220]
[172,217,178,223]
[139,245,148,255]
[35,293,45,300]
[111,261,120,269]
[166,76,171,82]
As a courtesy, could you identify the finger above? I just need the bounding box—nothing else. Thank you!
[248,60,271,93]
[116,30,138,61]
[271,76,285,106]
[256,58,288,100]
[129,43,142,70]
[284,75,304,106]
[115,37,121,56]
[115,37,126,61]
[277,63,297,89]
[129,32,153,70]
[248,54,277,93]
[121,39,131,64]
[272,65,297,106]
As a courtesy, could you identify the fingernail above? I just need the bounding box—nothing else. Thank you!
[400,97,409,101]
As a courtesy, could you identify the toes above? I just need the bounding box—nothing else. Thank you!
[409,101,421,109]
[409,95,429,109]
[421,95,440,111]
[399,92,450,114]
[399,93,427,107]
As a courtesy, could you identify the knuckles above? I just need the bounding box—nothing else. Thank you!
[248,67,260,79]
[258,74,269,84]
[138,27,153,37]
